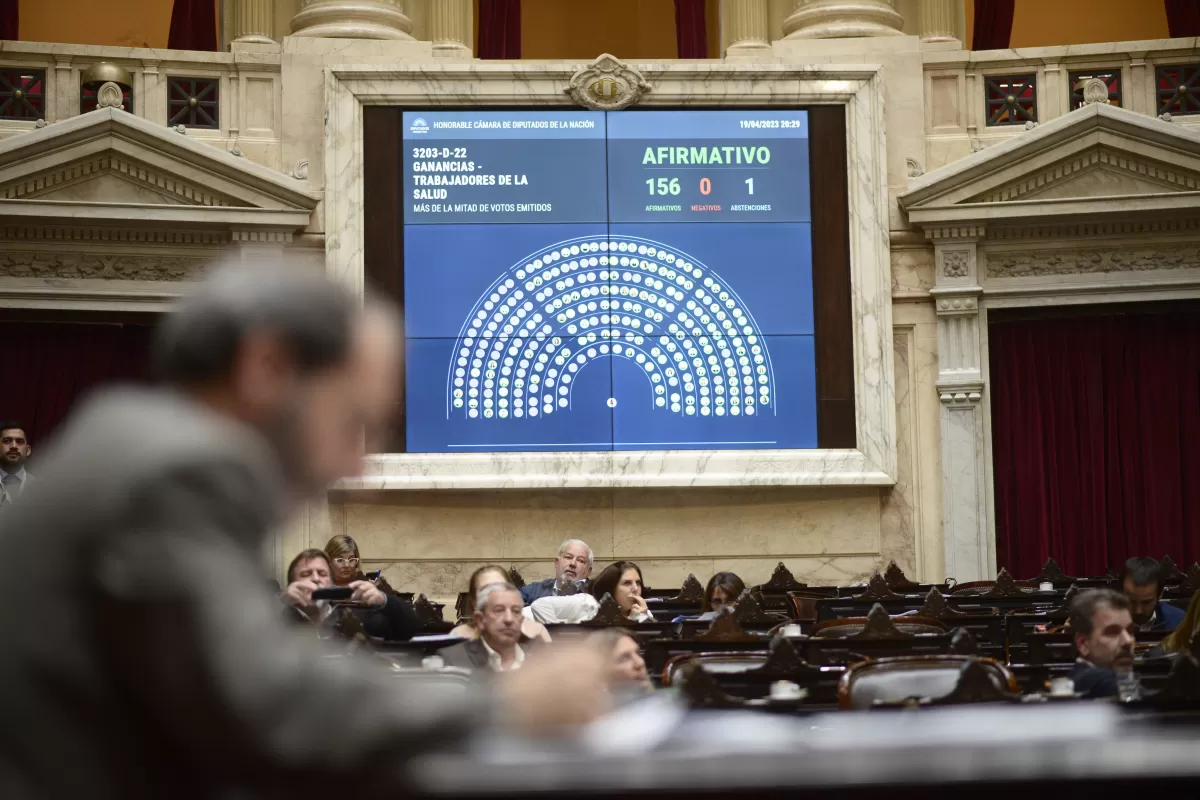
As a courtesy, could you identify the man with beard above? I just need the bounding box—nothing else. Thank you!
[1121,556,1185,633]
[1069,589,1137,698]
[520,538,594,603]
[0,421,32,505]
[0,261,608,798]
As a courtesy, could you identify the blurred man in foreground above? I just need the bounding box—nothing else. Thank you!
[1069,589,1136,698]
[0,262,608,797]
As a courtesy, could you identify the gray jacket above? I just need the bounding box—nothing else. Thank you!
[0,388,485,798]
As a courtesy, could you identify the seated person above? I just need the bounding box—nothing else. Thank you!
[1155,589,1200,656]
[598,629,651,694]
[704,572,746,615]
[441,582,528,672]
[1121,556,1185,632]
[281,548,420,641]
[590,561,654,623]
[1068,588,1136,698]
[450,565,552,643]
[671,571,746,623]
[520,538,593,603]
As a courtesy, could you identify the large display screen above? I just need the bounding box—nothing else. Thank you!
[402,109,815,453]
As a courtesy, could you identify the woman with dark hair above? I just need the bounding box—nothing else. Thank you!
[449,564,552,643]
[703,572,746,615]
[590,561,654,622]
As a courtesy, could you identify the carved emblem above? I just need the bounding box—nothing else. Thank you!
[1038,557,1073,584]
[589,593,637,627]
[847,604,911,640]
[1162,555,1185,584]
[941,249,970,278]
[506,565,526,589]
[948,628,978,655]
[919,587,949,617]
[761,635,805,673]
[565,54,650,111]
[1181,562,1200,595]
[671,574,705,603]
[695,611,759,643]
[290,159,310,181]
[96,81,125,110]
[754,562,807,594]
[906,158,924,178]
[854,571,901,601]
[982,568,1028,598]
[731,591,777,625]
[884,560,919,590]
[1081,77,1110,106]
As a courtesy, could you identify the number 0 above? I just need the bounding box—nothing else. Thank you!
[699,177,712,196]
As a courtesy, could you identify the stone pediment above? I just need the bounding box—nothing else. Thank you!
[0,108,317,228]
[900,103,1200,229]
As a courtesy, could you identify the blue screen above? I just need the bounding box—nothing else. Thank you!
[402,110,816,453]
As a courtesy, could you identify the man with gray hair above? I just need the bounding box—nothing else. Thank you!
[0,261,608,797]
[442,582,528,672]
[521,538,594,604]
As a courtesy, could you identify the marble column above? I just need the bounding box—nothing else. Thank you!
[232,0,276,44]
[429,0,472,57]
[918,0,958,43]
[782,0,904,38]
[726,0,772,54]
[290,0,414,40]
[929,226,993,583]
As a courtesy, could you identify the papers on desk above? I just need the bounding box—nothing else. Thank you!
[408,634,464,644]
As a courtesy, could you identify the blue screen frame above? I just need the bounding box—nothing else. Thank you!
[400,109,817,454]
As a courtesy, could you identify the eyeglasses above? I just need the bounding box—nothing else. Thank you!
[333,557,359,567]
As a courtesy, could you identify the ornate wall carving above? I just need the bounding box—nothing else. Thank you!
[0,252,208,281]
[986,243,1200,278]
[941,249,969,277]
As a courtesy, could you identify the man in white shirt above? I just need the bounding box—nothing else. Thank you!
[0,421,32,505]
[442,582,527,672]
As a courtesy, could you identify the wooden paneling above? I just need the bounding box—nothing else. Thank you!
[363,106,406,451]
[808,105,856,449]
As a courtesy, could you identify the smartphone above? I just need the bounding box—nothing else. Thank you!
[312,586,354,601]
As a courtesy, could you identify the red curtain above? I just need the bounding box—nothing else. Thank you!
[972,0,1015,50]
[478,0,521,60]
[0,321,153,451]
[0,0,16,41]
[168,0,218,52]
[990,306,1200,579]
[1165,0,1200,37]
[675,0,707,59]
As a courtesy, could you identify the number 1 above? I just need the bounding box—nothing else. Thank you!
[745,178,755,195]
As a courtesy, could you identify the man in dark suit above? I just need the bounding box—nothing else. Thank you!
[443,582,528,672]
[0,421,32,505]
[1121,556,1186,633]
[520,538,593,603]
[281,548,420,641]
[0,262,608,797]
[1069,588,1137,698]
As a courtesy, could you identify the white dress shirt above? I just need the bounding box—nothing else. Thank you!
[480,637,525,672]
